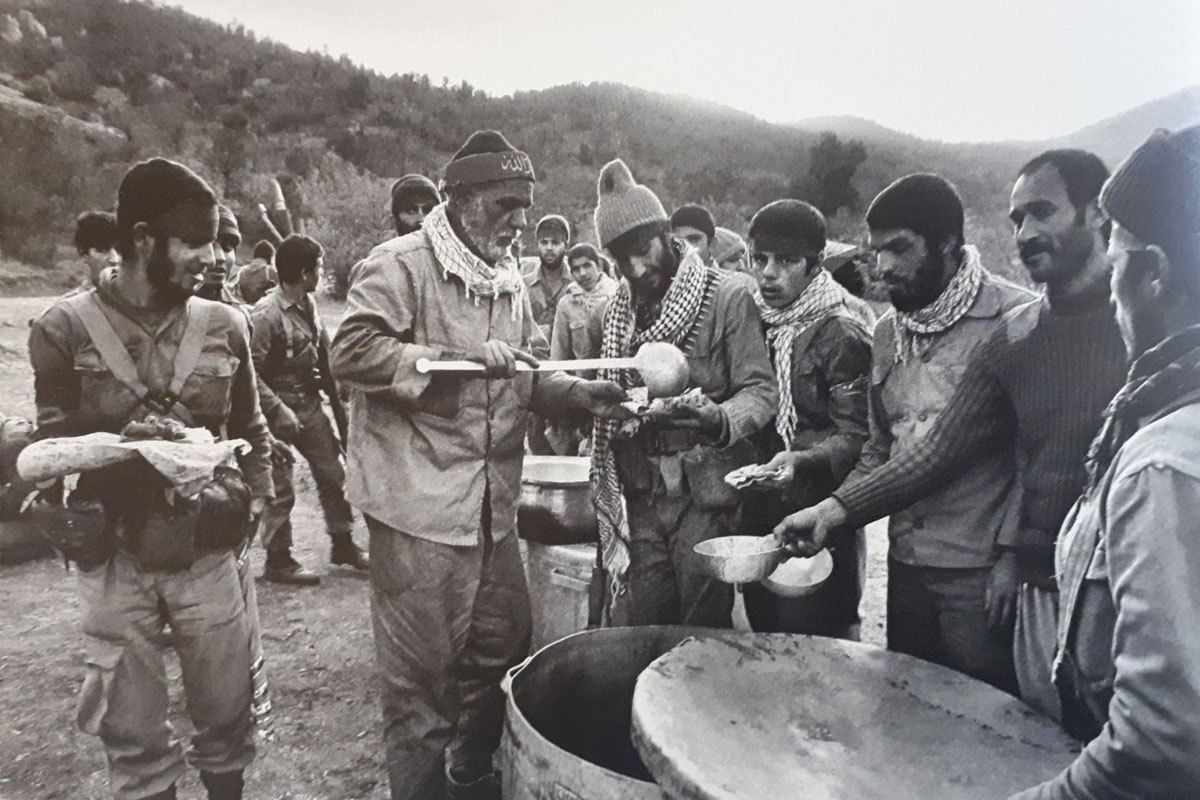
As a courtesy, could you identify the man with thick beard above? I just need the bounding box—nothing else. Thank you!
[588,159,776,627]
[1010,125,1200,800]
[777,174,1034,692]
[390,174,440,237]
[330,131,629,800]
[29,158,273,800]
[777,151,1125,717]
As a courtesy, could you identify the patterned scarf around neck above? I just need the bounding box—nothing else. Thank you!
[590,243,714,588]
[755,267,870,446]
[1085,325,1200,491]
[424,202,525,318]
[893,244,985,363]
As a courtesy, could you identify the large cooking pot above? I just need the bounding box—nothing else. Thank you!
[499,626,728,800]
[518,456,598,544]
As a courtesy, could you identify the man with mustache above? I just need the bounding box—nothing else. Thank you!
[28,158,273,800]
[330,131,629,800]
[778,174,1034,691]
[777,153,1125,715]
[589,159,776,627]
[1010,125,1200,800]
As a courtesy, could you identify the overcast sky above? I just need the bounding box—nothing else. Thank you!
[171,0,1199,142]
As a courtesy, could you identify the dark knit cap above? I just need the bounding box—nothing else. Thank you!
[390,174,440,212]
[670,204,716,240]
[748,199,826,255]
[118,158,216,235]
[535,214,570,240]
[443,130,535,187]
[1100,126,1200,281]
[217,204,241,246]
[866,173,964,250]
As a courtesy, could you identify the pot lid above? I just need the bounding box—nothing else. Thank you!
[630,634,1077,800]
[521,455,590,486]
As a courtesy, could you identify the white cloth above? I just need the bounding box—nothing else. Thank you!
[17,429,247,498]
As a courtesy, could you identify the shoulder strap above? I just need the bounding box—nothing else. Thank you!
[169,298,214,396]
[279,304,297,361]
[69,294,150,399]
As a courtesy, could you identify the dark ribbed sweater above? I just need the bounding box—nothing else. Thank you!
[833,291,1128,585]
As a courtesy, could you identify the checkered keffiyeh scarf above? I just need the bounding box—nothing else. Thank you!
[1085,325,1200,492]
[590,244,713,586]
[755,268,870,446]
[893,245,985,363]
[424,203,525,318]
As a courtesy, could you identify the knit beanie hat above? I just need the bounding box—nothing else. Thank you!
[535,214,570,240]
[117,158,216,250]
[593,159,668,249]
[443,130,535,188]
[217,204,241,247]
[748,199,826,255]
[866,173,964,250]
[712,227,747,263]
[1100,126,1200,284]
[390,174,440,213]
[670,204,716,240]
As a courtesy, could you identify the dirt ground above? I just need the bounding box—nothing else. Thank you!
[0,294,887,799]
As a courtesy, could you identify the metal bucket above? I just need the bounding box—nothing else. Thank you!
[499,626,721,799]
[518,456,598,545]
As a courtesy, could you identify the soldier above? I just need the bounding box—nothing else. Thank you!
[251,234,368,575]
[28,158,273,800]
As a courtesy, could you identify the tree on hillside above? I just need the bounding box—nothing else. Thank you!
[789,132,868,216]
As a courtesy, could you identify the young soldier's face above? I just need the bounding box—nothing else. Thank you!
[673,225,711,263]
[750,245,819,308]
[569,256,601,292]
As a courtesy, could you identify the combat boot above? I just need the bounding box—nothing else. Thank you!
[199,769,244,800]
[330,533,368,571]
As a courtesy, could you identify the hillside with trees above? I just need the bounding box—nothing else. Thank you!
[1,0,1196,292]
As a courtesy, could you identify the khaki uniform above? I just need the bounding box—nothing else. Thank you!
[28,286,271,800]
[587,267,778,627]
[332,231,580,798]
[250,288,354,541]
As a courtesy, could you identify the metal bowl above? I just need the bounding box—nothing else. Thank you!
[761,549,834,598]
[693,535,785,584]
[518,456,598,545]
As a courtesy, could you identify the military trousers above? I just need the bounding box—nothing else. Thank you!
[367,516,531,800]
[280,392,354,538]
[76,549,256,799]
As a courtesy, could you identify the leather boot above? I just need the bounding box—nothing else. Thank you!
[444,765,500,800]
[330,534,369,571]
[199,769,244,800]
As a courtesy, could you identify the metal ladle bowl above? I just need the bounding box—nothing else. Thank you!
[693,535,785,584]
[633,342,690,398]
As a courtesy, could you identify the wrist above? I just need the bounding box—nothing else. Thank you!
[816,496,849,527]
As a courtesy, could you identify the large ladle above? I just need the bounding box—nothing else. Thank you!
[415,341,690,397]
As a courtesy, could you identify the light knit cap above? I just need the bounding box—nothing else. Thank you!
[594,159,668,249]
